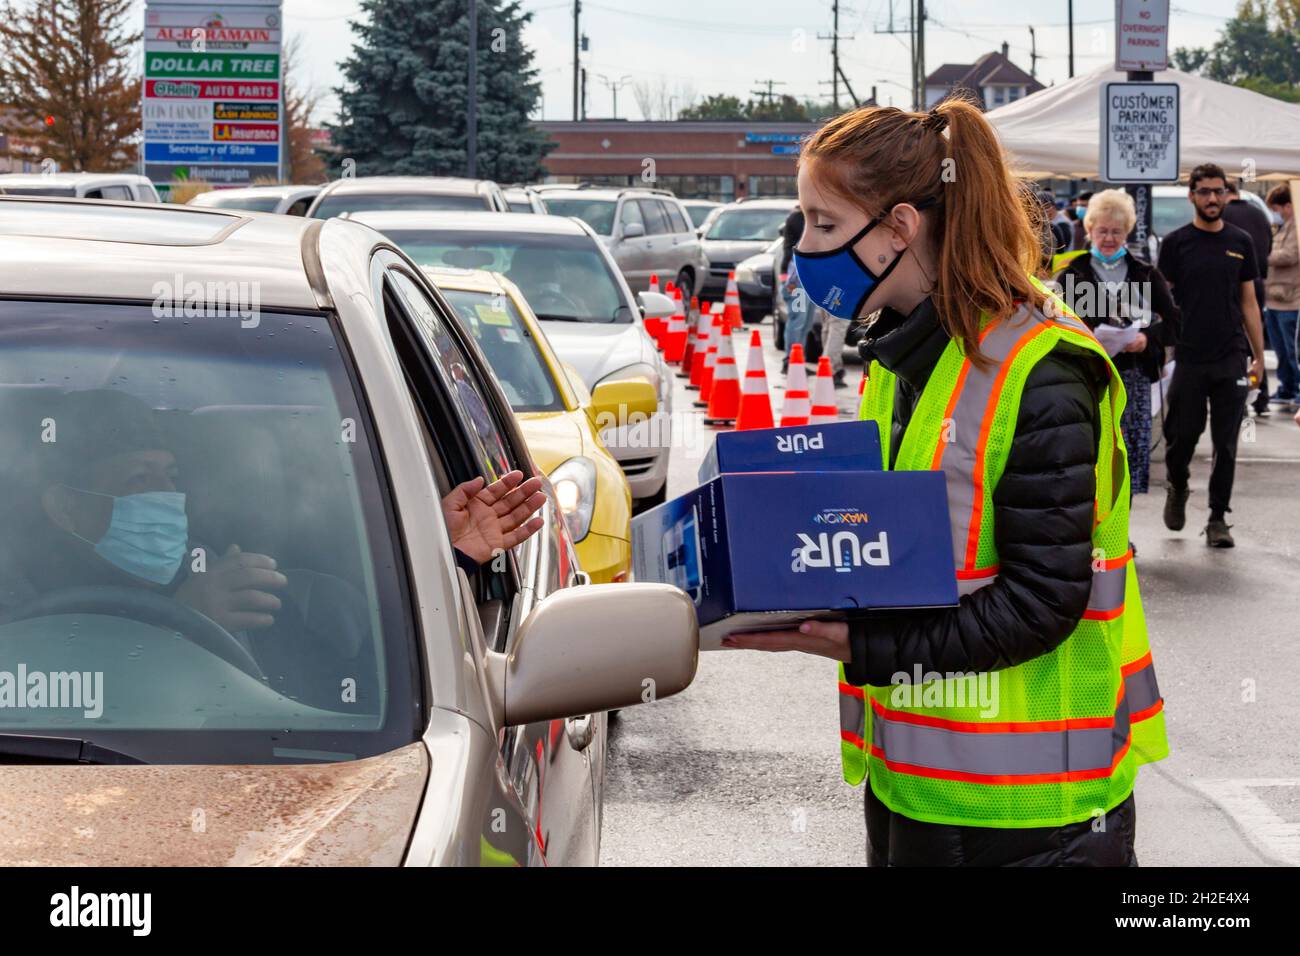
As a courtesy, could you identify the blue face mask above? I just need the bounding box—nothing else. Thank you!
[792,198,935,320]
[1074,206,1087,221]
[1090,244,1128,264]
[66,488,188,585]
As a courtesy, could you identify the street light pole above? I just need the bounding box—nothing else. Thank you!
[1068,0,1075,78]
[467,0,478,178]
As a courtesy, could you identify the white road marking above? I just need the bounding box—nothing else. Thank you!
[1195,778,1300,866]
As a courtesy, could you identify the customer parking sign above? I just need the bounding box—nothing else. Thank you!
[1100,81,1180,183]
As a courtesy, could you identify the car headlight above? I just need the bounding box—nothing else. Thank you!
[735,264,757,285]
[599,362,662,398]
[550,456,597,543]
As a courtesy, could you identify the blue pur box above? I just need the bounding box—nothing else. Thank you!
[631,470,957,650]
[697,419,883,484]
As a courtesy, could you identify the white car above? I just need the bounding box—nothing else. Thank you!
[188,184,321,216]
[351,210,678,506]
[0,196,696,865]
[0,172,160,202]
[308,176,510,218]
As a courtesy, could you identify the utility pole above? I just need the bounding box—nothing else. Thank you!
[1068,0,1075,78]
[597,74,631,119]
[467,0,477,177]
[875,1,916,109]
[820,0,860,111]
[916,0,925,112]
[1028,27,1041,78]
[751,79,787,108]
[580,67,588,121]
[572,0,581,121]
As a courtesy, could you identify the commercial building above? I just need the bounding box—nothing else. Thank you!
[535,120,818,202]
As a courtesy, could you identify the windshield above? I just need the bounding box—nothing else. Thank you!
[440,289,565,412]
[312,192,487,218]
[1152,196,1190,238]
[382,229,633,323]
[544,198,616,235]
[200,194,282,212]
[0,300,419,764]
[684,204,715,228]
[706,207,789,241]
[0,186,77,197]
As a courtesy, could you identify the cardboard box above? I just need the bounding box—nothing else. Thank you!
[632,470,958,649]
[697,420,883,484]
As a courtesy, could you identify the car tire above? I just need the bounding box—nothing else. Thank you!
[803,325,823,363]
[633,482,667,515]
[674,268,694,298]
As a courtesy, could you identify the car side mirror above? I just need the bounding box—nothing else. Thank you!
[637,290,676,320]
[589,378,658,427]
[484,583,697,725]
[621,221,645,240]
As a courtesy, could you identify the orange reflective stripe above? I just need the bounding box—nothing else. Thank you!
[963,322,1056,570]
[868,683,1135,783]
[870,695,1114,733]
[839,682,866,749]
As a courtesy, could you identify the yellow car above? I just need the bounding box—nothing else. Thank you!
[426,267,656,583]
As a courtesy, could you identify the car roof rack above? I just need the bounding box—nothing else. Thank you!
[616,186,677,199]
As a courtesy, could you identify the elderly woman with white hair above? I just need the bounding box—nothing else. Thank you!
[1057,189,1180,502]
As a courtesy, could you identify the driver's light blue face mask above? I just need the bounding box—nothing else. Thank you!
[791,197,936,321]
[64,487,188,586]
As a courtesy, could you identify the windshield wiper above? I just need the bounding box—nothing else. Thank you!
[0,733,146,765]
[533,313,588,322]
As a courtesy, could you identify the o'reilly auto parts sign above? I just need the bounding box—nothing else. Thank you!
[143,1,283,190]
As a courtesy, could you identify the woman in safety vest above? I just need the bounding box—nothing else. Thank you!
[725,98,1168,866]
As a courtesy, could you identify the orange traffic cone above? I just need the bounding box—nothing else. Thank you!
[736,329,775,430]
[688,306,712,389]
[779,344,811,427]
[645,274,665,346]
[664,288,688,363]
[681,296,702,374]
[696,313,723,407]
[810,356,838,424]
[723,270,743,333]
[706,324,741,424]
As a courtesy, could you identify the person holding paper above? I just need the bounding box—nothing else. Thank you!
[724,97,1168,866]
[1056,189,1180,498]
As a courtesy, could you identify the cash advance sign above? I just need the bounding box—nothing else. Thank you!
[143,1,283,188]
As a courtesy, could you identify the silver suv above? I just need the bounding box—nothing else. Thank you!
[537,185,708,297]
[307,176,510,218]
[697,197,798,317]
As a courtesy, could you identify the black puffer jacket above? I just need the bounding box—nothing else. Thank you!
[847,298,1134,867]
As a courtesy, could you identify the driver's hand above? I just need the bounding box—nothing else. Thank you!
[174,544,287,632]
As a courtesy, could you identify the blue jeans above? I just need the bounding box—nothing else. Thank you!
[782,277,812,363]
[1264,308,1299,399]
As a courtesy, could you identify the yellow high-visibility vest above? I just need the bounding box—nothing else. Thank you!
[839,283,1169,828]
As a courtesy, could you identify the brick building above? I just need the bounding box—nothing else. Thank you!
[535,120,818,202]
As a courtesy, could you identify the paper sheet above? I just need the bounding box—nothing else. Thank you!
[1094,323,1139,357]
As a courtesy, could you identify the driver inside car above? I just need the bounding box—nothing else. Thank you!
[6,389,545,704]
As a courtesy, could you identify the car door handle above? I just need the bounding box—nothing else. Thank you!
[565,714,596,752]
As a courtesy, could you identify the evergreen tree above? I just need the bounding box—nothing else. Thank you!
[330,0,552,181]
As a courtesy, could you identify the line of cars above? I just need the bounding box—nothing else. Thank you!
[0,195,697,865]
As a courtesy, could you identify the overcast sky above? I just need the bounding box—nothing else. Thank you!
[127,0,1235,123]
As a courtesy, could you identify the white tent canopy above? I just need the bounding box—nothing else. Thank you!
[986,64,1300,181]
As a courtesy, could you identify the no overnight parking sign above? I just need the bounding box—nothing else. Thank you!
[142,1,284,190]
